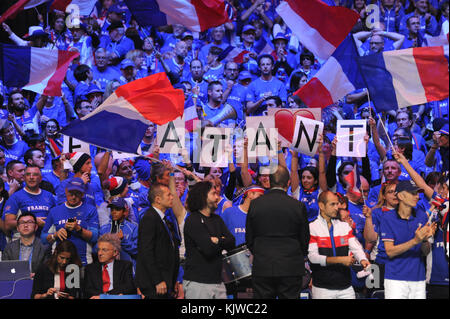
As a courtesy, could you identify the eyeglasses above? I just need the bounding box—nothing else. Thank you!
[98,248,114,253]
[18,220,36,226]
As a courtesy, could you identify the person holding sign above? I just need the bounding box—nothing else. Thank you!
[290,134,328,222]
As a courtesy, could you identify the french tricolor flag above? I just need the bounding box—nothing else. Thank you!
[218,46,250,64]
[276,0,360,61]
[60,72,184,154]
[294,36,365,109]
[124,0,231,33]
[358,46,449,112]
[0,44,79,96]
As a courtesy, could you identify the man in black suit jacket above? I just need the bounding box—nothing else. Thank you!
[246,165,310,299]
[83,233,136,299]
[135,183,180,299]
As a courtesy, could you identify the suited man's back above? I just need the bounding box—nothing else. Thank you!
[246,189,310,277]
[135,206,179,298]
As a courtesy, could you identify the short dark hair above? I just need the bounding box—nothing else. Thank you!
[17,212,37,224]
[257,54,274,66]
[74,64,91,82]
[186,181,213,212]
[148,183,167,204]
[266,96,282,107]
[150,162,168,184]
[300,51,315,65]
[209,46,223,56]
[269,165,290,189]
[6,160,24,178]
[207,80,222,92]
[24,148,42,166]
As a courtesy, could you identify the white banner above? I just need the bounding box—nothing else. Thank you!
[291,116,324,156]
[336,120,367,158]
[200,127,231,168]
[157,116,185,154]
[246,116,278,159]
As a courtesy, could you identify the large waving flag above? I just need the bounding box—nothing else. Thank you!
[124,0,231,33]
[358,46,449,113]
[276,0,360,61]
[294,36,365,108]
[0,43,79,96]
[0,0,33,24]
[60,72,184,154]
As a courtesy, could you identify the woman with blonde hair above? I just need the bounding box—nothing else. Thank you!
[125,49,147,79]
[103,79,121,100]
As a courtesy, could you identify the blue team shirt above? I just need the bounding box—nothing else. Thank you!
[41,202,99,265]
[370,207,392,264]
[245,77,287,115]
[1,140,29,165]
[3,188,55,220]
[221,205,247,246]
[297,187,319,222]
[380,208,428,281]
[427,228,449,286]
[348,201,366,247]
[92,65,121,90]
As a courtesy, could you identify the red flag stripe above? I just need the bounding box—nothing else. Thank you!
[295,77,334,109]
[191,0,230,32]
[285,0,359,49]
[413,46,450,103]
[43,49,79,96]
[0,0,31,24]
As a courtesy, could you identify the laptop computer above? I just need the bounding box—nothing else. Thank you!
[0,261,31,281]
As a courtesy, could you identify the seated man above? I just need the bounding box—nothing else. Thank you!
[83,233,136,299]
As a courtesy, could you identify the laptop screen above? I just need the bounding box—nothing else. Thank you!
[0,261,31,281]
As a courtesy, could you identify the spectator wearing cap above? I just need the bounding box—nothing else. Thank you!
[69,23,94,67]
[399,0,439,36]
[198,26,229,65]
[1,24,51,48]
[238,70,252,87]
[271,32,297,71]
[380,179,436,299]
[220,61,247,126]
[99,21,135,65]
[41,177,100,266]
[100,4,126,37]
[119,59,137,85]
[425,123,449,173]
[246,54,287,115]
[203,46,225,83]
[86,84,104,110]
[180,30,200,67]
[99,197,138,270]
[55,152,103,207]
[92,48,121,90]
[240,24,257,52]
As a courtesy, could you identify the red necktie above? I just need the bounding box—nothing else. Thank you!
[102,264,110,293]
[59,270,65,292]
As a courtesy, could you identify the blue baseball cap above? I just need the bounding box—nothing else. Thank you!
[439,123,449,135]
[238,71,252,81]
[273,32,288,42]
[120,59,135,69]
[242,25,256,34]
[107,197,127,209]
[66,177,86,193]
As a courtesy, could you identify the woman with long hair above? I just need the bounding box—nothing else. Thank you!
[31,240,83,299]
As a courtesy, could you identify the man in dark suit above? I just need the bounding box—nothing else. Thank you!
[83,233,136,299]
[246,165,310,299]
[135,183,180,299]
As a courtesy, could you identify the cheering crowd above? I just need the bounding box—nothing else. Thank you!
[0,0,448,299]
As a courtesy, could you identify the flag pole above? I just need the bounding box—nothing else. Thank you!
[366,90,395,151]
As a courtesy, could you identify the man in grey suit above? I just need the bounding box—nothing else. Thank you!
[2,212,48,276]
[246,165,310,299]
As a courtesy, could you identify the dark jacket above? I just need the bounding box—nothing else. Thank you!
[31,263,82,299]
[246,188,310,277]
[2,237,48,273]
[83,259,136,298]
[135,206,180,298]
[183,211,235,284]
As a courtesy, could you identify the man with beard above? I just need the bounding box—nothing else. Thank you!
[203,81,237,128]
[246,54,287,115]
[183,181,235,299]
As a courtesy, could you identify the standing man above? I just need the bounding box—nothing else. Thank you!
[308,191,370,299]
[245,165,310,299]
[135,183,180,299]
[183,181,235,299]
[380,179,436,299]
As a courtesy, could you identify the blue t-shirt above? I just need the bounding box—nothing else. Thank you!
[245,77,288,115]
[221,205,247,246]
[55,178,103,208]
[41,202,99,265]
[203,64,225,83]
[348,201,366,246]
[3,188,55,220]
[1,140,29,165]
[380,208,428,281]
[220,80,247,125]
[427,227,449,286]
[92,65,121,90]
[370,207,393,264]
[298,187,319,222]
